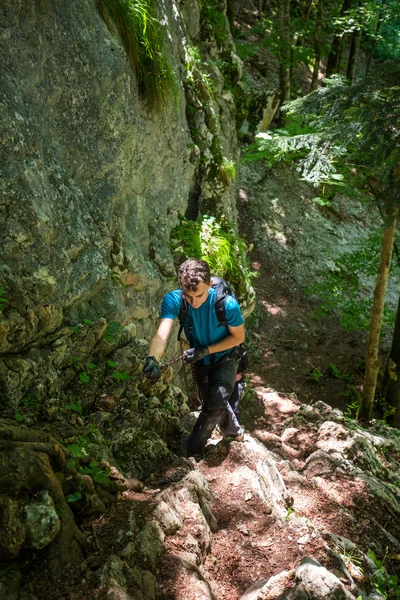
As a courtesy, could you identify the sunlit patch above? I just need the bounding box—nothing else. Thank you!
[238,188,248,202]
[271,197,286,218]
[252,260,262,270]
[263,222,288,246]
[261,301,285,316]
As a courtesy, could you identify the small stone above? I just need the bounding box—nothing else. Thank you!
[297,534,310,545]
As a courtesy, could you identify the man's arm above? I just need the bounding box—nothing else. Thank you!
[148,318,175,360]
[207,323,245,355]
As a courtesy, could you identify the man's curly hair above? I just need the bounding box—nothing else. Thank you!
[178,259,211,291]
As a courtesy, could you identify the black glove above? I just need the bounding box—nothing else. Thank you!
[183,346,209,364]
[143,356,161,380]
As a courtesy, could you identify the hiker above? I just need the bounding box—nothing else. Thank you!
[143,258,245,456]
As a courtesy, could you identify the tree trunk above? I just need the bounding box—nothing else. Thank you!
[359,209,399,421]
[365,0,386,75]
[279,0,291,108]
[326,0,354,78]
[346,24,362,82]
[295,0,313,48]
[310,0,323,91]
[227,0,235,35]
[382,294,400,427]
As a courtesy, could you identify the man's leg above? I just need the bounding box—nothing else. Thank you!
[228,375,244,421]
[186,357,241,456]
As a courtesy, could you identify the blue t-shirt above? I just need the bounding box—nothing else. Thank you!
[160,287,244,365]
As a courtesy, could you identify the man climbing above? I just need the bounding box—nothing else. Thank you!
[143,258,245,456]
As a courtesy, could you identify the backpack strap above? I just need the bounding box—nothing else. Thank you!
[177,291,188,341]
[211,276,232,328]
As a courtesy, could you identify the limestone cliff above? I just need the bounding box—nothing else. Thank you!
[0,0,241,404]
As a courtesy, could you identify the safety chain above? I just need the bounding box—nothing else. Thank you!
[164,352,201,405]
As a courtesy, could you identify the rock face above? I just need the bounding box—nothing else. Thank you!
[0,0,241,404]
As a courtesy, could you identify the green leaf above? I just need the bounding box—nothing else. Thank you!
[14,413,23,422]
[86,363,96,370]
[83,319,93,325]
[66,491,82,503]
[80,372,90,383]
[112,371,130,380]
[331,173,344,180]
[67,444,86,457]
[107,360,117,368]
[312,197,331,206]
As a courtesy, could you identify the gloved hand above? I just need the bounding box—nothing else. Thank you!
[143,356,161,380]
[183,346,209,364]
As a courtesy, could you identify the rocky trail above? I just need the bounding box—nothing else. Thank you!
[2,160,400,600]
[12,387,400,600]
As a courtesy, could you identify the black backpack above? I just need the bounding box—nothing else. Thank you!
[177,276,248,373]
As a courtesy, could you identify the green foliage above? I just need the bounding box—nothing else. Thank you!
[0,564,21,584]
[64,401,83,416]
[66,443,87,457]
[184,45,214,97]
[377,397,397,423]
[219,157,237,185]
[326,363,353,382]
[375,2,400,62]
[284,505,296,521]
[0,286,8,312]
[367,548,400,599]
[306,230,398,333]
[170,215,257,295]
[111,271,126,288]
[308,367,323,382]
[235,41,259,61]
[104,321,122,343]
[283,63,400,193]
[342,385,362,419]
[98,0,177,109]
[241,116,321,175]
[201,0,229,45]
[66,491,83,503]
[81,461,114,488]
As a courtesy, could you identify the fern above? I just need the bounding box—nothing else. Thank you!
[98,0,178,109]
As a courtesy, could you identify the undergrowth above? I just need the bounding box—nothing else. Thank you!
[306,229,399,333]
[98,0,178,109]
[170,215,256,298]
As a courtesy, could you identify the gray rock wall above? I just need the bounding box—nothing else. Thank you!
[0,0,240,402]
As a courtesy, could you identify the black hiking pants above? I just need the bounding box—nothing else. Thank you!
[186,353,243,456]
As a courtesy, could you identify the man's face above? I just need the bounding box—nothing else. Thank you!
[183,281,212,309]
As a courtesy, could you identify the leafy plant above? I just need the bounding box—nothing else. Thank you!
[170,215,257,297]
[341,385,362,419]
[81,461,114,489]
[219,157,237,185]
[111,271,126,288]
[0,564,21,584]
[104,321,122,344]
[377,397,397,423]
[0,286,8,312]
[98,0,178,109]
[66,491,83,503]
[367,549,400,599]
[285,506,296,521]
[308,367,323,382]
[306,230,398,334]
[185,45,214,97]
[64,401,83,416]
